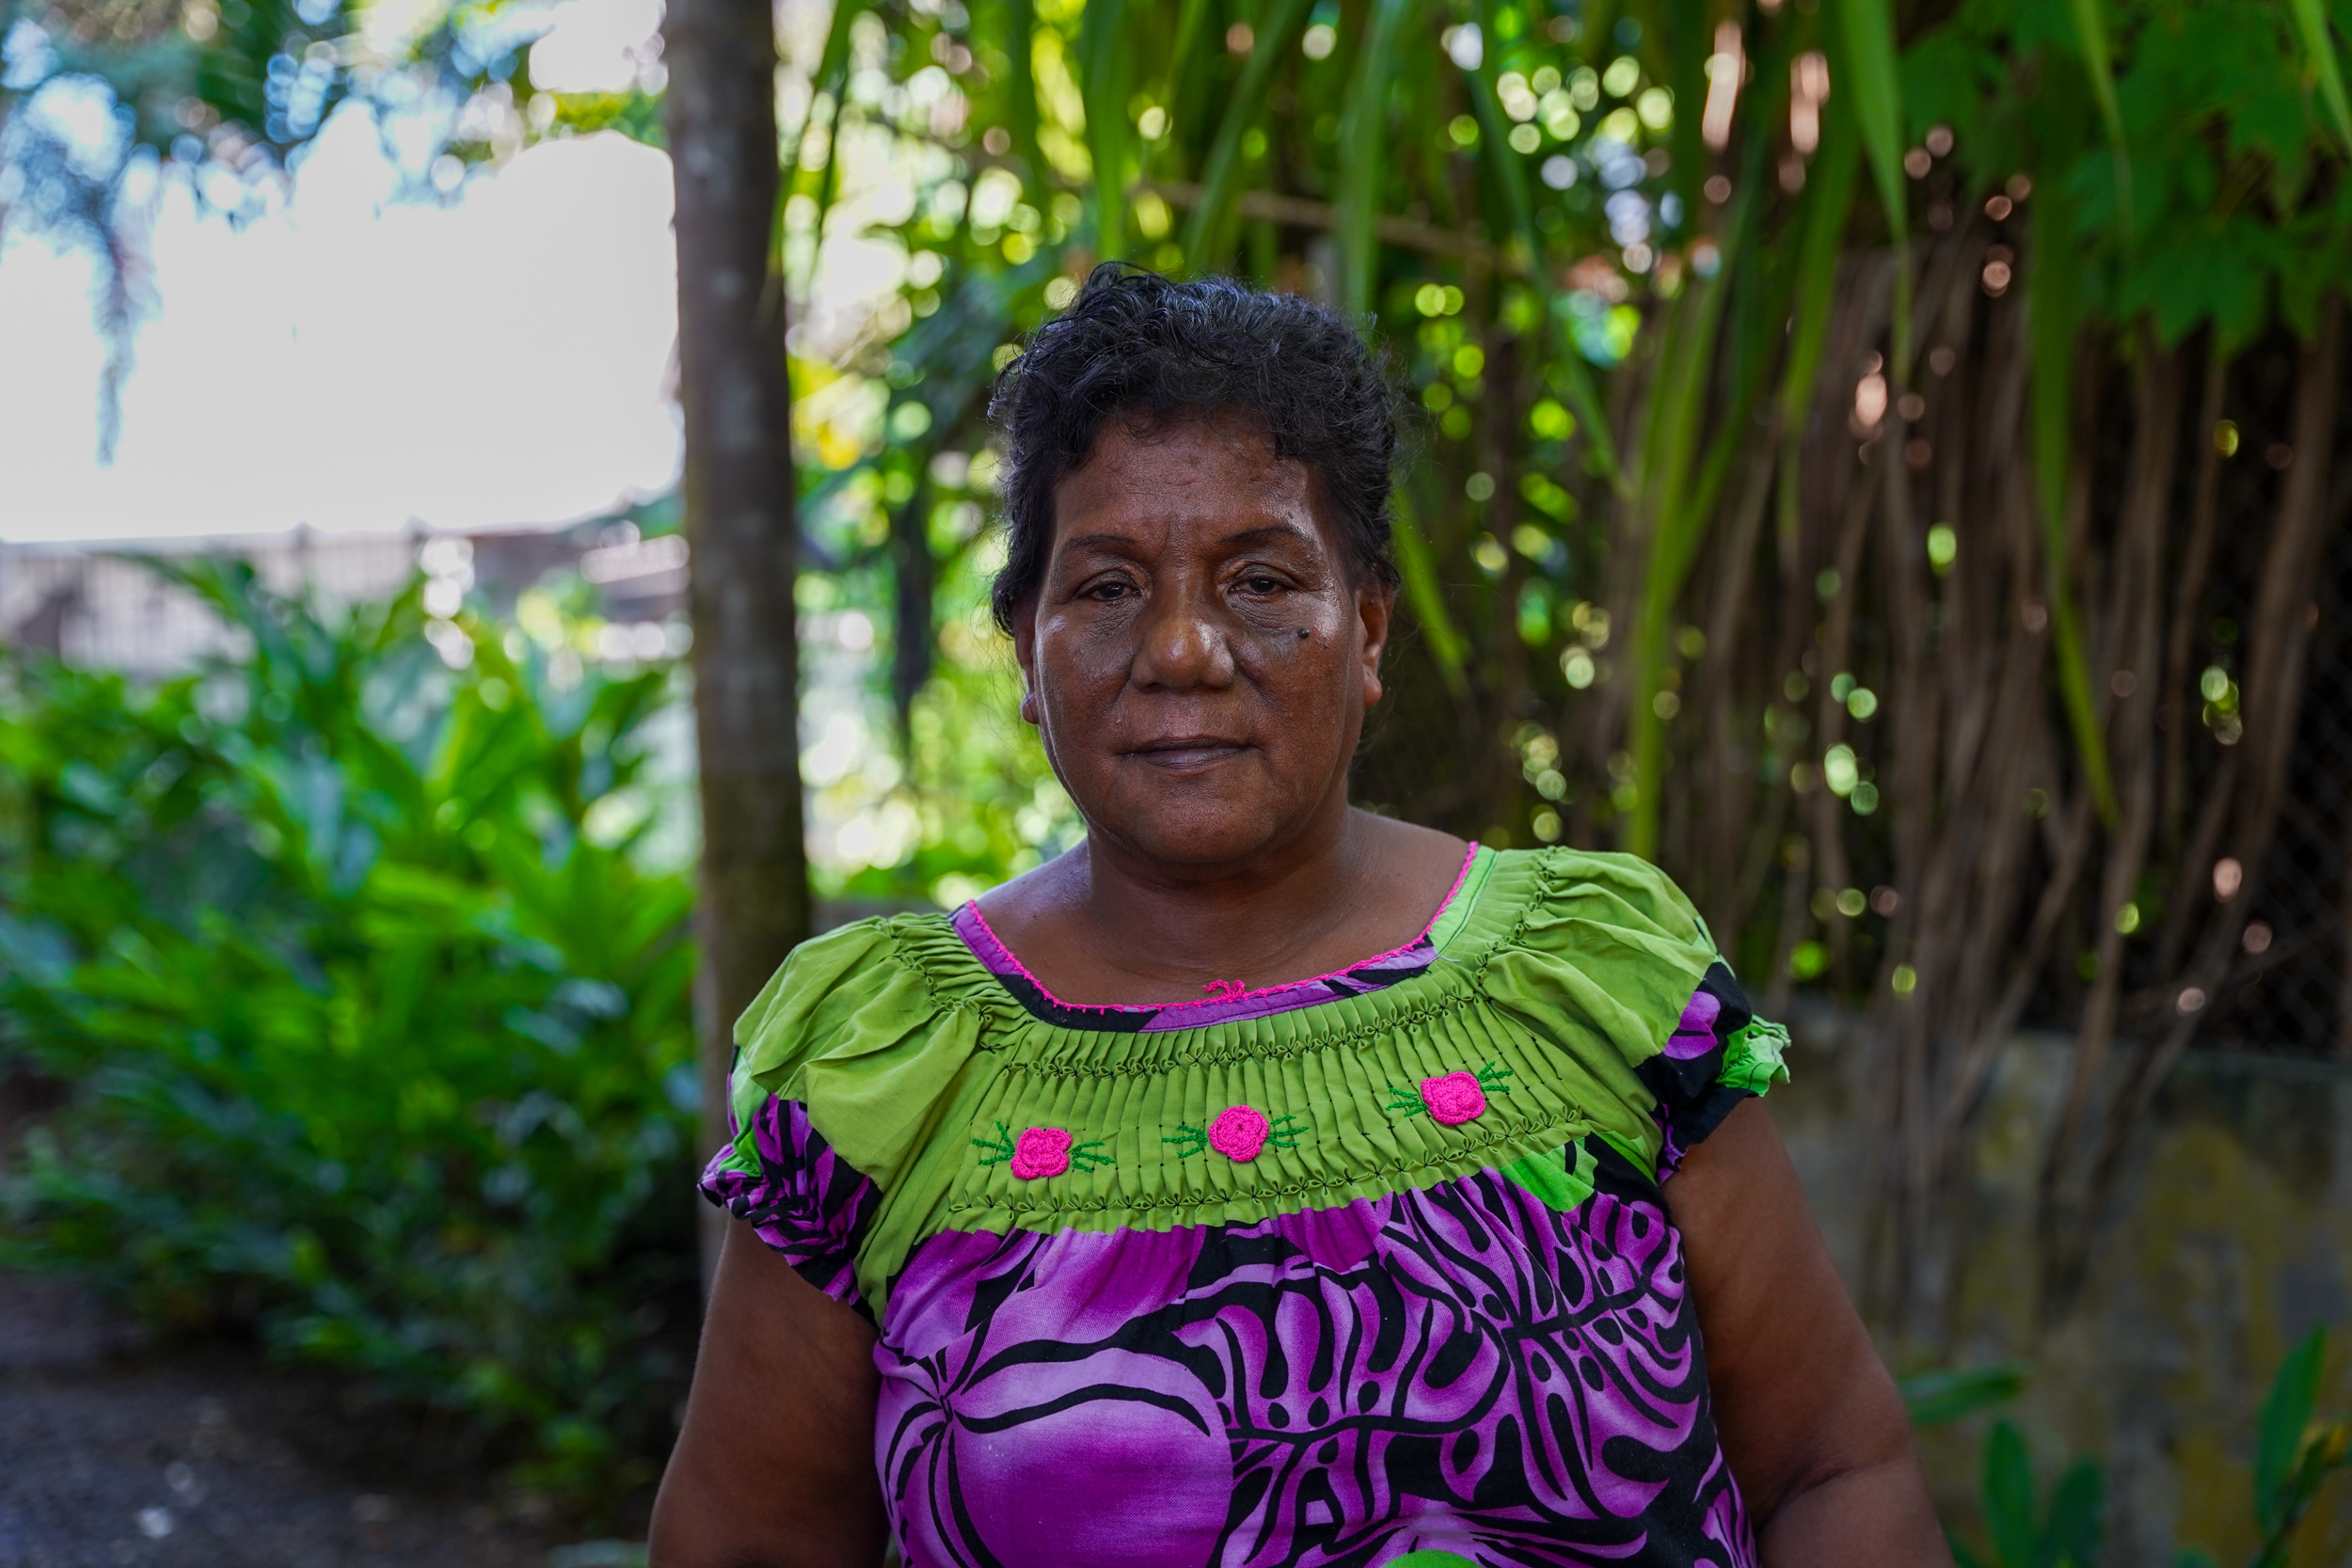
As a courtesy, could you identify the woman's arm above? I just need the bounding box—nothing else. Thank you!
[1664,1098,1950,1566]
[648,1219,891,1568]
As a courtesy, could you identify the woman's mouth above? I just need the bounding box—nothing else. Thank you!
[1127,736,1249,770]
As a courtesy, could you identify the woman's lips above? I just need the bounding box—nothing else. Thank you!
[1126,737,1248,770]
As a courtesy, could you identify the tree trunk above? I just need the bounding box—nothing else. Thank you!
[664,0,810,1290]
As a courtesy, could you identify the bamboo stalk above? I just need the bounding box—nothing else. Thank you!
[2158,341,2232,848]
[2073,293,2344,1275]
[2035,340,2180,1311]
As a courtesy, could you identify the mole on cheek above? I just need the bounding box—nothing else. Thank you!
[1296,627,1311,641]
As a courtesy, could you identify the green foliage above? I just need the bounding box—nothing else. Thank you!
[1920,1336,2352,1568]
[0,562,700,1505]
[764,0,2352,927]
[2247,1326,2351,1568]
[1900,1360,2033,1427]
[1949,1420,2105,1568]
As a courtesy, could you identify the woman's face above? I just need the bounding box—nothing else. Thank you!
[1012,414,1392,873]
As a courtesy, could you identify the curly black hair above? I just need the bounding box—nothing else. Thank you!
[986,264,1405,632]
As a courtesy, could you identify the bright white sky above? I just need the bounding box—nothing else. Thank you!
[0,0,686,545]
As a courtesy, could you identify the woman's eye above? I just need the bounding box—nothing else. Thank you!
[1239,575,1285,594]
[1085,580,1133,601]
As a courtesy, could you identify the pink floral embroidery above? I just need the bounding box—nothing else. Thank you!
[1421,1070,1487,1125]
[1168,1108,1306,1162]
[1387,1062,1512,1125]
[1009,1126,1073,1180]
[1207,1105,1271,1162]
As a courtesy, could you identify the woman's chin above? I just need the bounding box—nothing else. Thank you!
[1089,789,1317,872]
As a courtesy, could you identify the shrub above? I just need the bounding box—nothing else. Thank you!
[0,561,700,1504]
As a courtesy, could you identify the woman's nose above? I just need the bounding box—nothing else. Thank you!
[1131,582,1236,690]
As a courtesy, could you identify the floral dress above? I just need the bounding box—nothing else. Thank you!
[700,846,1789,1568]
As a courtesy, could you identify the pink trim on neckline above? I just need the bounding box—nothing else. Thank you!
[959,842,1482,1016]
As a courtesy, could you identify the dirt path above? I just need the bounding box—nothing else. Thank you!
[0,1272,637,1568]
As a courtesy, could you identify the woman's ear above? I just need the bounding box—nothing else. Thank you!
[1011,597,1041,725]
[1357,582,1395,709]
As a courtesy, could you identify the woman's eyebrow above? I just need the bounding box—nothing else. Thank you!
[1218,523,1315,549]
[1053,531,1144,556]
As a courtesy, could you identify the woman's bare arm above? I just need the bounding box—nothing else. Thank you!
[648,1220,890,1568]
[1664,1098,1949,1566]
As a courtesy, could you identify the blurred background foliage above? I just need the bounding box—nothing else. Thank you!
[0,562,703,1507]
[8,0,2352,1533]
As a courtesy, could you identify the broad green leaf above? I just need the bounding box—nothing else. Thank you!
[1776,91,1861,556]
[1900,1361,2030,1428]
[1162,0,1219,134]
[1337,0,1424,317]
[1664,0,1708,221]
[2289,0,2352,153]
[1983,1419,2038,1568]
[2254,1326,2327,1536]
[1079,0,1131,259]
[2063,0,2132,235]
[1002,0,1044,182]
[2039,1456,2104,1568]
[1828,0,1912,377]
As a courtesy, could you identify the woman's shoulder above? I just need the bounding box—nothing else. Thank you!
[730,913,993,1104]
[1477,844,1713,954]
[1470,845,1786,1159]
[1468,847,1724,1054]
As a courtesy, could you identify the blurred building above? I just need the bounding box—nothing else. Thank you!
[0,514,687,675]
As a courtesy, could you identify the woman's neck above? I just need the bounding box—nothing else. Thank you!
[977,808,1470,1006]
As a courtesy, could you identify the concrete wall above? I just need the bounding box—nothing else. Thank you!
[1773,1012,2352,1564]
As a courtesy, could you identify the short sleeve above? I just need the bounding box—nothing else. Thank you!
[1476,848,1787,1179]
[695,915,987,1314]
[700,1097,878,1307]
[1643,963,1789,1179]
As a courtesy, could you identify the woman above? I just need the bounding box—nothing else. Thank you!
[650,268,1945,1567]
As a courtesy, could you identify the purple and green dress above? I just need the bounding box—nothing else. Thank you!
[700,845,1789,1567]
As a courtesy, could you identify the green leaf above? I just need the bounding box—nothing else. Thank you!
[794,0,867,198]
[1984,1419,2038,1568]
[1390,489,1469,699]
[1002,0,1044,183]
[1900,1361,2031,1428]
[1079,0,1132,259]
[1775,89,1861,553]
[1178,0,1315,266]
[2063,0,2132,236]
[2254,1326,2327,1537]
[1621,103,1783,856]
[2039,1456,2104,1568]
[1164,0,1219,124]
[2026,201,2120,828]
[1828,0,1912,377]
[1336,0,1424,317]
[2288,0,2352,153]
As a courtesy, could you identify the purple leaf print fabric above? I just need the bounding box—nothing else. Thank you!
[1641,966,1754,1180]
[873,1146,1755,1567]
[699,1097,877,1309]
